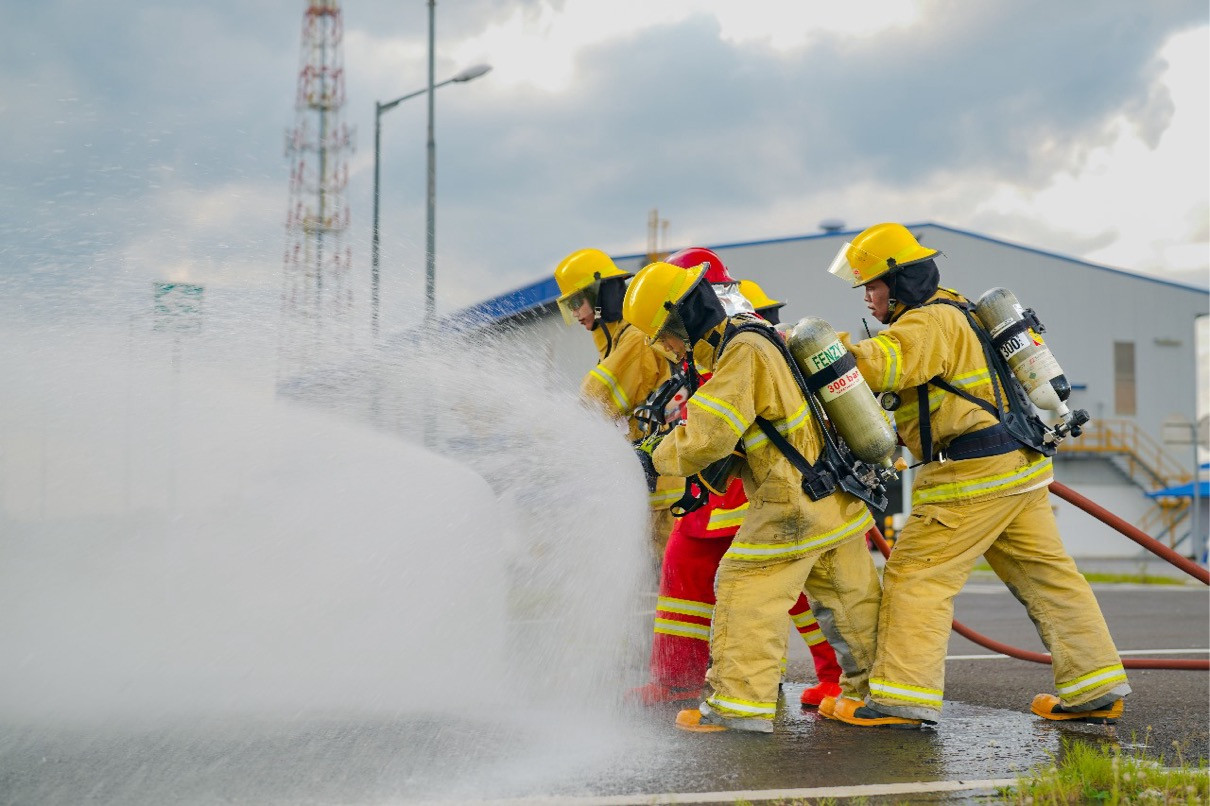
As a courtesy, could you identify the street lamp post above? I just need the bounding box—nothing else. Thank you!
[370,60,490,338]
[426,0,437,327]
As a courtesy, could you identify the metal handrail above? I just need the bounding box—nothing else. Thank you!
[1059,419,1192,489]
[1136,496,1189,542]
[1058,418,1194,545]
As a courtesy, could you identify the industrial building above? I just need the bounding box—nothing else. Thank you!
[458,222,1209,559]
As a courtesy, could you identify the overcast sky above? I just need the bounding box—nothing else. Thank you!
[1,0,1206,334]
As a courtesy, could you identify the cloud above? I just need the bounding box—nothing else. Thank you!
[973,25,1209,281]
[1,0,1205,338]
[403,0,1207,306]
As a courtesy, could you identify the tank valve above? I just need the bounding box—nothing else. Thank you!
[1049,408,1091,444]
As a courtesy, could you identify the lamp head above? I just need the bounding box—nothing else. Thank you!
[452,64,492,82]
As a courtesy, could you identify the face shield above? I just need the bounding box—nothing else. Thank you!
[649,310,689,343]
[828,239,932,289]
[826,242,873,287]
[647,307,690,360]
[556,284,597,325]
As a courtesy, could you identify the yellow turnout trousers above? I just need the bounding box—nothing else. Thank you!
[705,533,882,724]
[869,486,1130,721]
[649,507,676,570]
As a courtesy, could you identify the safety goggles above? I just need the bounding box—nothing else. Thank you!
[556,288,596,325]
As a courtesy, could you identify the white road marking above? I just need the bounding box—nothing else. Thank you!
[401,777,1020,805]
[947,647,1209,660]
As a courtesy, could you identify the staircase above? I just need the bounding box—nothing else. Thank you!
[1057,419,1193,546]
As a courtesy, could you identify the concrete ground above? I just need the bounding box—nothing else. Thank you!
[1,573,1205,805]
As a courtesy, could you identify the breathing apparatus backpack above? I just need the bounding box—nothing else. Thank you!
[914,289,1089,463]
[707,316,898,512]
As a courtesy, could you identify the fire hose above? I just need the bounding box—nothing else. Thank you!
[867,480,1209,671]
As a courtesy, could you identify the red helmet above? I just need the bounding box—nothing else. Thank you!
[665,247,735,284]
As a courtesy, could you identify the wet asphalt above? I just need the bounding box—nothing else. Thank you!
[0,579,1205,805]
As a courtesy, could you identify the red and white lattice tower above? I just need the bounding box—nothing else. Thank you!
[279,0,355,378]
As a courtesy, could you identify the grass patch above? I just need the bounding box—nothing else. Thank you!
[1079,571,1185,585]
[729,737,1206,805]
[969,562,1185,586]
[997,734,1208,804]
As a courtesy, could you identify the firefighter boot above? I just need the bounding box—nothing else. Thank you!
[624,682,700,706]
[830,697,927,729]
[1031,694,1123,725]
[801,681,842,708]
[818,695,864,721]
[675,703,774,734]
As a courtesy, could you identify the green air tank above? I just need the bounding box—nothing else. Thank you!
[786,316,897,466]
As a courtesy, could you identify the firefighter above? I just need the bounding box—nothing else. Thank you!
[624,260,882,733]
[737,278,844,706]
[625,252,842,708]
[821,222,1129,728]
[554,248,683,562]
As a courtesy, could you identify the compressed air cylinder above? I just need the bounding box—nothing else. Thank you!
[785,317,897,465]
[974,288,1071,417]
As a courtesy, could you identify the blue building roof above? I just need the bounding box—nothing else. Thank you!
[1147,480,1210,499]
[454,221,1209,326]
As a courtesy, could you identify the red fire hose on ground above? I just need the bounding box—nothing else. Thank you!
[868,480,1209,671]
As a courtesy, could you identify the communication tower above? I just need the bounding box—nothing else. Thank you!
[645,208,669,264]
[280,0,355,378]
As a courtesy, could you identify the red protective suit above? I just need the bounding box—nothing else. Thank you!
[634,364,844,704]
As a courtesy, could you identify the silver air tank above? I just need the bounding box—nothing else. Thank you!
[973,288,1071,418]
[786,316,897,466]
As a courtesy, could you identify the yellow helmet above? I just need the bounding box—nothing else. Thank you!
[737,279,784,313]
[553,248,631,324]
[826,223,938,288]
[622,261,707,342]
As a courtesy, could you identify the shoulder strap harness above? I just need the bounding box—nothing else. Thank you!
[915,299,1054,462]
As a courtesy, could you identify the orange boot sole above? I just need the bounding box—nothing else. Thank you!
[675,708,728,732]
[830,696,925,729]
[1031,694,1123,724]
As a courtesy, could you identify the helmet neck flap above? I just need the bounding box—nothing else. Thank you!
[669,279,727,346]
[886,258,940,320]
[593,276,627,326]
